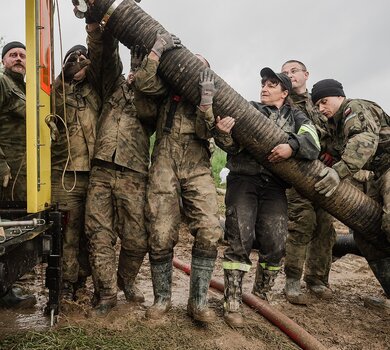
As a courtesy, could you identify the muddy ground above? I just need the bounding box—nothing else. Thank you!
[0,194,389,350]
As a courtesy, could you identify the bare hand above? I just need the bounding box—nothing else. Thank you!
[268,144,293,163]
[216,116,235,134]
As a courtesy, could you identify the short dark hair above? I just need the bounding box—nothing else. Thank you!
[282,60,307,71]
[261,76,289,93]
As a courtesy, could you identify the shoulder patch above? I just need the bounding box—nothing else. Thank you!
[344,107,352,117]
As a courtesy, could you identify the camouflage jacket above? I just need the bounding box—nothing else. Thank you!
[217,102,320,183]
[324,98,390,178]
[93,34,156,175]
[134,57,210,142]
[52,26,103,171]
[0,69,26,177]
[289,91,330,149]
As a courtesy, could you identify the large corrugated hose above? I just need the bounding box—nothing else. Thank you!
[86,0,390,261]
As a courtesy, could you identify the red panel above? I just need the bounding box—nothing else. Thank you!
[40,0,51,95]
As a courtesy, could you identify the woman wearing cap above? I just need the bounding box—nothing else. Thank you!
[211,67,320,327]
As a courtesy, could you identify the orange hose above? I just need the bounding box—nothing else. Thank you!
[173,257,327,350]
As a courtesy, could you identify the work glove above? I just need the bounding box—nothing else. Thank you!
[45,115,60,142]
[199,68,217,106]
[151,30,182,58]
[0,163,12,188]
[314,167,340,197]
[130,45,146,72]
[63,52,91,82]
[319,152,335,167]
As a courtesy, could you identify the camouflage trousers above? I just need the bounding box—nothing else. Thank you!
[358,169,390,259]
[285,187,336,285]
[0,174,27,202]
[85,165,148,297]
[147,136,222,263]
[223,173,287,271]
[51,170,91,283]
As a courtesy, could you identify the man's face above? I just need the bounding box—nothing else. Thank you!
[281,62,308,92]
[72,54,88,81]
[260,79,288,107]
[316,96,344,119]
[2,48,26,76]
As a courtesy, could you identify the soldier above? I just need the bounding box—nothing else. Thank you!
[280,60,336,304]
[0,41,36,308]
[213,68,320,327]
[134,31,223,324]
[84,31,156,316]
[312,78,390,310]
[48,21,103,301]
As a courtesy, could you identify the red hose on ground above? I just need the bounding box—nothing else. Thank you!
[173,257,327,350]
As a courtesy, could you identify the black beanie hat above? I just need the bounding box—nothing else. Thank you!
[311,79,345,105]
[2,41,26,59]
[63,45,88,63]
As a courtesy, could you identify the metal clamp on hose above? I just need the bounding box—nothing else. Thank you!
[100,0,124,30]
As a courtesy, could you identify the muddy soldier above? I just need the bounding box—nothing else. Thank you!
[49,21,103,301]
[84,31,156,316]
[312,79,390,309]
[0,41,36,308]
[214,68,320,327]
[134,31,222,323]
[281,60,336,304]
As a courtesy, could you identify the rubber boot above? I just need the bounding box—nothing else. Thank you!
[187,255,216,323]
[88,293,117,317]
[252,264,279,300]
[223,269,245,328]
[365,257,390,312]
[285,277,307,305]
[305,276,333,300]
[145,259,172,320]
[117,250,145,303]
[0,287,36,309]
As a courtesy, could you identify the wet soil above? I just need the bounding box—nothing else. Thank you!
[0,194,389,350]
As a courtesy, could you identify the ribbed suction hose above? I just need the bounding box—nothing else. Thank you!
[87,0,389,258]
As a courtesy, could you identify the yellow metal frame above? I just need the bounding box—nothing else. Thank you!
[26,0,52,213]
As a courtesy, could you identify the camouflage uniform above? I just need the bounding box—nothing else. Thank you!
[134,57,222,264]
[285,91,337,287]
[0,68,27,201]
[324,99,390,258]
[85,34,155,302]
[217,102,320,286]
[52,27,103,288]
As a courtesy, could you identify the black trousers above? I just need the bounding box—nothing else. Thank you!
[224,173,287,267]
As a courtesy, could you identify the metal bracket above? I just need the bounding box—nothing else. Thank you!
[100,0,124,31]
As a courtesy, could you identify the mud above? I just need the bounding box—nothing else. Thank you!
[0,195,389,349]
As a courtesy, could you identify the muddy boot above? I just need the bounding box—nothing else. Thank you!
[62,281,75,301]
[252,264,279,300]
[88,294,117,317]
[146,259,172,320]
[187,253,217,323]
[307,282,332,300]
[0,287,36,309]
[285,277,307,305]
[223,269,245,328]
[117,250,145,303]
[364,257,390,312]
[368,257,390,298]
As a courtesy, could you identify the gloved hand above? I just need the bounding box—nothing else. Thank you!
[319,152,335,167]
[151,30,182,58]
[199,68,217,106]
[0,163,12,188]
[63,52,91,81]
[314,167,340,197]
[45,115,60,142]
[130,45,146,72]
